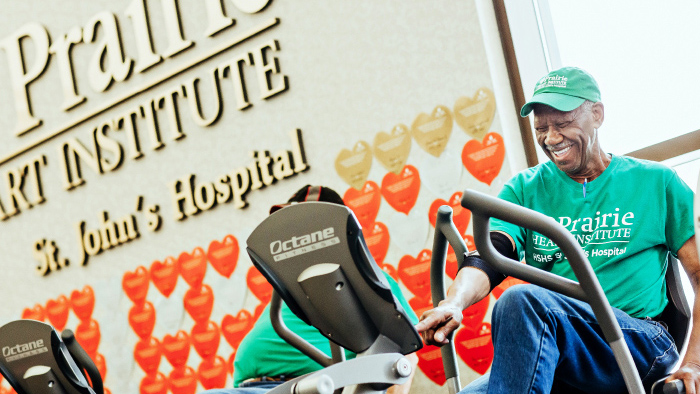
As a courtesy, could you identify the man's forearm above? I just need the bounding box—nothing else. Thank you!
[441,266,491,310]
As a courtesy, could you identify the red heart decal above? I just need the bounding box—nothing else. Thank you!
[75,319,101,357]
[455,323,493,375]
[94,353,107,380]
[379,263,398,281]
[343,181,381,228]
[461,132,505,186]
[183,284,214,323]
[398,250,432,298]
[227,351,236,376]
[416,345,446,385]
[191,321,220,360]
[253,303,267,323]
[380,165,421,214]
[365,222,390,264]
[492,277,528,299]
[168,366,197,394]
[134,337,162,375]
[70,286,95,322]
[162,331,191,368]
[150,257,179,298]
[122,266,150,305]
[445,236,476,280]
[197,356,228,389]
[207,235,239,278]
[129,301,156,340]
[408,296,433,320]
[45,295,70,331]
[140,372,167,394]
[462,296,489,331]
[22,304,45,321]
[246,266,272,304]
[428,192,472,236]
[178,247,207,288]
[221,310,253,348]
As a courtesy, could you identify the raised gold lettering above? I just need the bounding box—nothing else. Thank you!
[218,52,253,110]
[61,138,101,190]
[95,120,125,172]
[142,98,165,150]
[156,85,186,141]
[272,150,294,180]
[252,40,288,100]
[0,23,50,136]
[49,26,86,111]
[229,0,272,14]
[115,107,145,160]
[204,0,234,36]
[83,12,134,92]
[171,174,198,220]
[125,0,162,73]
[230,166,251,209]
[183,70,222,127]
[159,0,194,58]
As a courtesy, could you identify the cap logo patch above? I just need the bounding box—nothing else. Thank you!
[536,75,568,90]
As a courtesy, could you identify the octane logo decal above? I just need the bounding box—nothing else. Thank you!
[269,227,339,261]
[3,339,48,362]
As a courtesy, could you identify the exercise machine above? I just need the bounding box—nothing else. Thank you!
[0,319,104,394]
[246,201,423,394]
[430,189,690,394]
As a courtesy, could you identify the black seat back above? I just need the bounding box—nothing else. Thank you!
[0,320,97,394]
[246,202,422,355]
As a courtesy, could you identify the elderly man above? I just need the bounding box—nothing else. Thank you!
[416,67,700,393]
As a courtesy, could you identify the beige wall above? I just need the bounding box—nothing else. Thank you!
[0,1,527,392]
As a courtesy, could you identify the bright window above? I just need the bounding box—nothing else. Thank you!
[546,1,700,156]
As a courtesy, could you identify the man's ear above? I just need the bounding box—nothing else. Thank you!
[592,102,605,128]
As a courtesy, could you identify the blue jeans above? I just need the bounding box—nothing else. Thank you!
[200,380,283,394]
[460,285,678,394]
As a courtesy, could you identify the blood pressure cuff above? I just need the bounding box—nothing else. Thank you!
[459,232,517,291]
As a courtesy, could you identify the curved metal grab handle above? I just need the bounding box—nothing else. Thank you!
[61,330,103,394]
[430,206,467,394]
[270,291,334,368]
[461,189,644,394]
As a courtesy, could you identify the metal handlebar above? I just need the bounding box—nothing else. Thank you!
[430,206,466,394]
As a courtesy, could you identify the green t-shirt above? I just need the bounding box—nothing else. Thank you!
[233,273,418,386]
[491,155,694,318]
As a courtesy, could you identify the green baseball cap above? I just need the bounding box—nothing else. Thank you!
[520,67,601,117]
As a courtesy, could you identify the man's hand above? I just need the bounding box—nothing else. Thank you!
[415,266,492,346]
[666,361,700,394]
[415,301,464,346]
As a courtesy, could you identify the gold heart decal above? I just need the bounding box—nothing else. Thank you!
[454,87,496,141]
[335,141,373,190]
[373,124,412,175]
[411,105,453,158]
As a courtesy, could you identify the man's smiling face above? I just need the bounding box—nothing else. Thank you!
[533,102,605,180]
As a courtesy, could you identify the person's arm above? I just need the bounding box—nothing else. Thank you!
[415,232,514,346]
[415,266,491,346]
[668,235,700,394]
[386,353,418,394]
[415,231,515,346]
